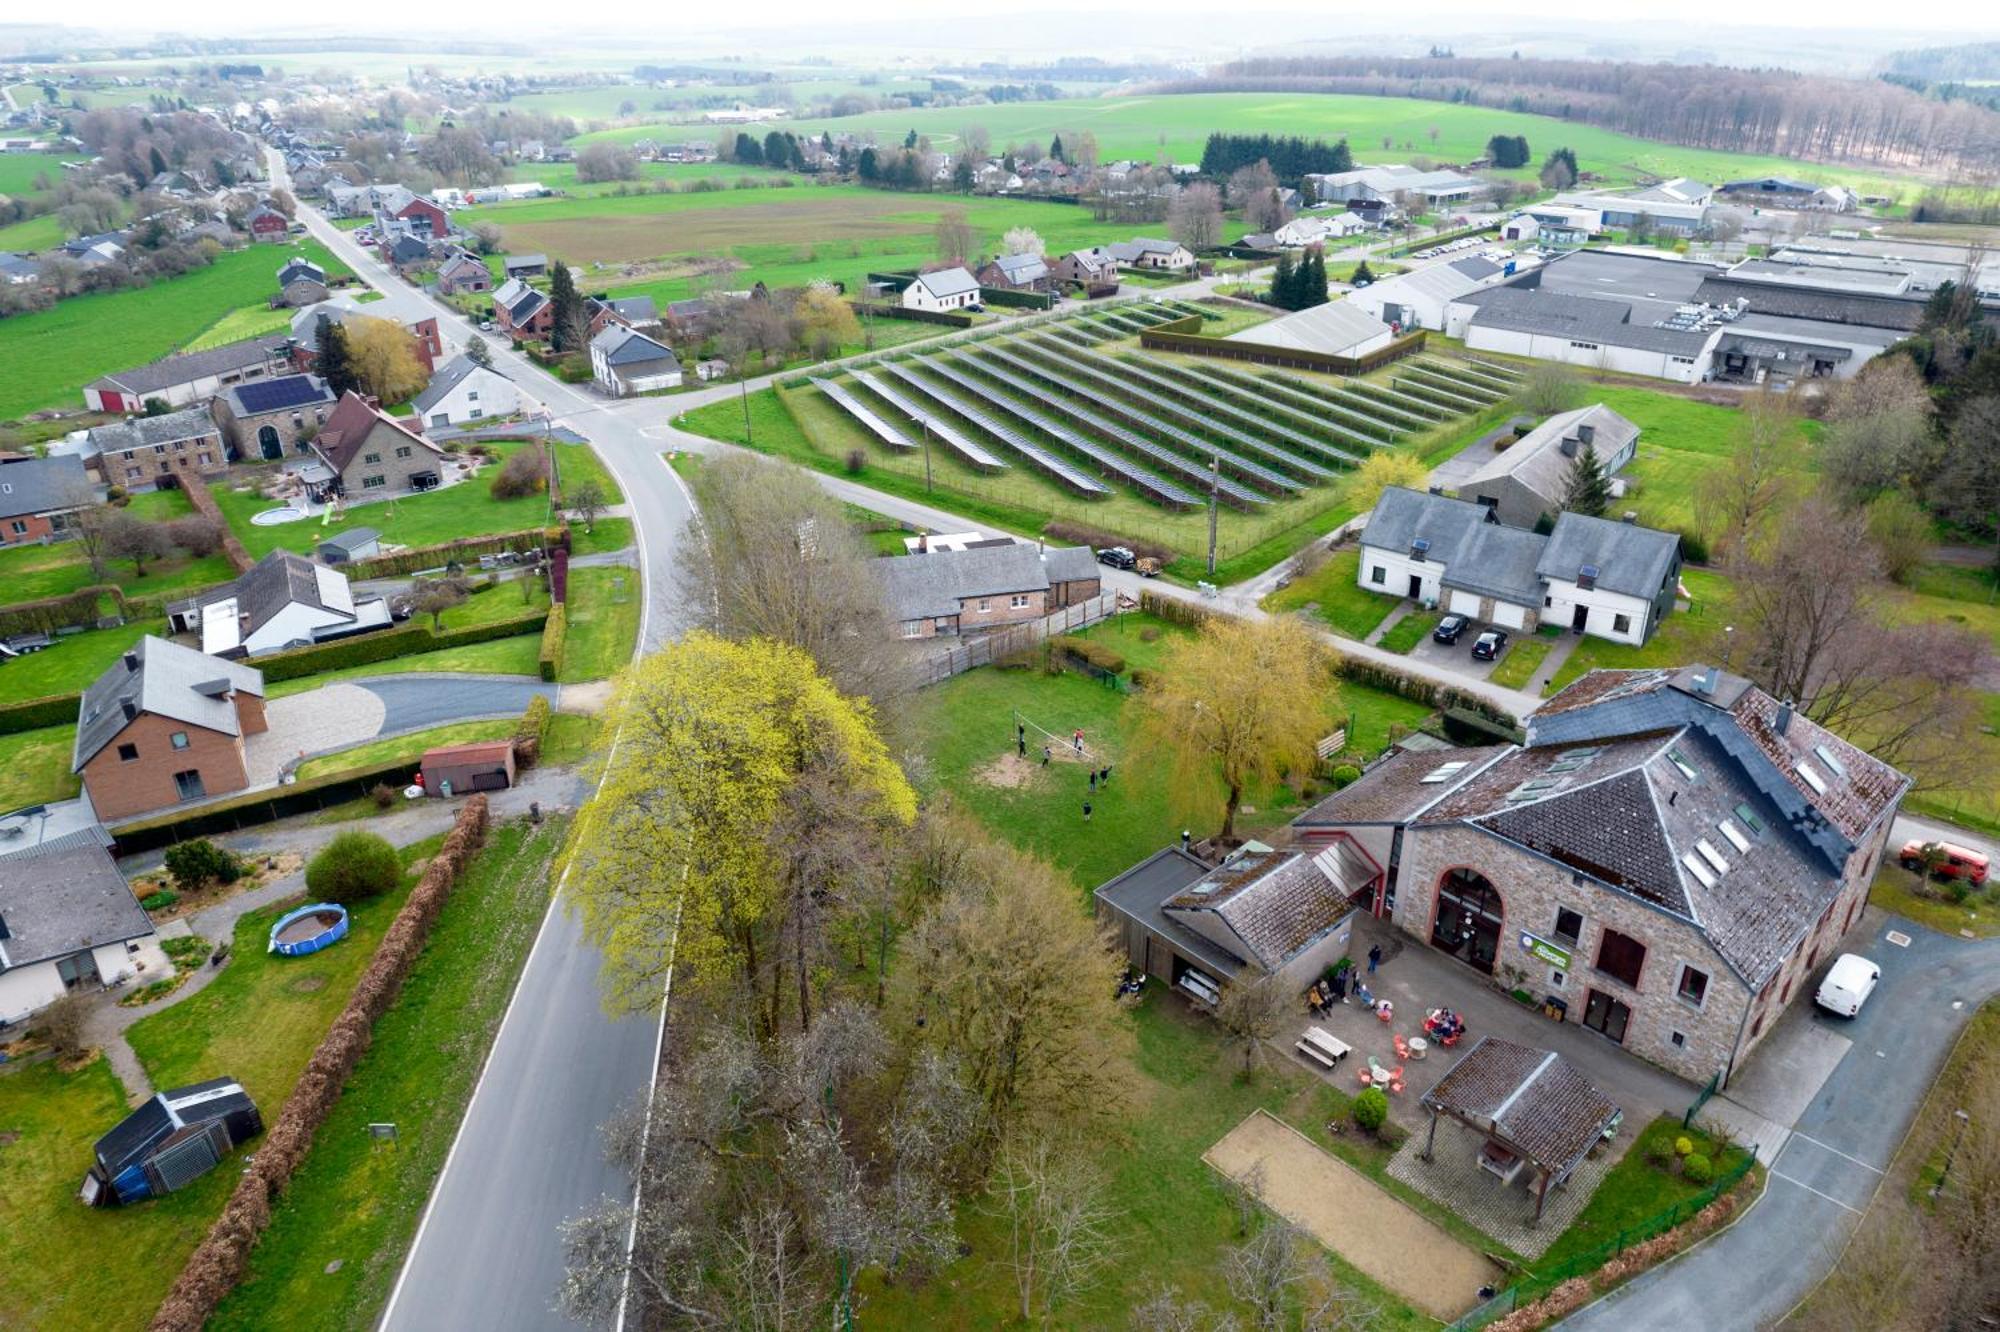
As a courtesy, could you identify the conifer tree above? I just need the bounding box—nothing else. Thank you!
[548,259,586,354]
[1269,252,1297,310]
[1561,441,1613,517]
[316,316,359,396]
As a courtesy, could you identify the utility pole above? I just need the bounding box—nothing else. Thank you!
[1206,454,1220,577]
[922,419,934,493]
[737,362,752,444]
[1933,1108,1972,1198]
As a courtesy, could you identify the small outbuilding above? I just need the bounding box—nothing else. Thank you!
[421,739,517,796]
[83,1076,264,1205]
[316,527,381,565]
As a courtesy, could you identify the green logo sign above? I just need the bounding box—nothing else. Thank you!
[1519,931,1572,969]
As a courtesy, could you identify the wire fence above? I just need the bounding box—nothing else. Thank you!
[1440,1152,1757,1332]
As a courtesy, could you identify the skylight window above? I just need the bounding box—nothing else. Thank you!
[1681,852,1718,889]
[1420,760,1469,784]
[1812,744,1848,778]
[1696,839,1730,875]
[1796,760,1829,795]
[1667,748,1698,782]
[1577,563,1600,591]
[1719,819,1752,853]
[1547,746,1604,774]
[1733,803,1765,835]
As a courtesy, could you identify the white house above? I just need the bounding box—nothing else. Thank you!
[409,354,530,429]
[589,324,683,396]
[1107,238,1196,272]
[0,834,169,1025]
[902,267,981,313]
[1275,213,1368,247]
[1348,255,1520,333]
[1358,487,1681,645]
[166,550,391,658]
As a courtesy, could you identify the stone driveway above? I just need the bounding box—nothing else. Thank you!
[242,683,387,785]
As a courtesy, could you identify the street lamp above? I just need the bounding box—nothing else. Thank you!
[1933,1108,1972,1199]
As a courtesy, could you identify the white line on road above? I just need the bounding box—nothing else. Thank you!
[1786,1133,1885,1175]
[1767,1170,1865,1215]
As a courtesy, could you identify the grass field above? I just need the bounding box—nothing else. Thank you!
[0,487,234,603]
[184,303,295,352]
[0,152,69,198]
[0,618,158,706]
[583,92,1933,198]
[1531,1117,1757,1273]
[0,724,81,808]
[264,635,544,698]
[0,212,65,251]
[560,565,641,681]
[0,240,351,420]
[1263,550,1402,639]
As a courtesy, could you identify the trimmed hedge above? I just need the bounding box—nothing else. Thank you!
[108,756,419,853]
[150,798,491,1332]
[0,584,118,638]
[538,604,566,682]
[255,611,549,683]
[847,301,975,329]
[978,286,1054,310]
[1055,635,1126,675]
[341,526,563,580]
[1138,589,1216,630]
[0,691,86,736]
[515,694,551,767]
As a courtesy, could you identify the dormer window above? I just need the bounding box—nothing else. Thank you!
[1410,537,1431,562]
[1577,564,1599,591]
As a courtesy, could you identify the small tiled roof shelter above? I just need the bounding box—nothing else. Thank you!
[1418,1036,1620,1221]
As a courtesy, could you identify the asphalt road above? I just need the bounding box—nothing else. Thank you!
[361,674,555,733]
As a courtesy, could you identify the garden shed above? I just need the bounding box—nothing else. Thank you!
[420,740,516,796]
[317,527,382,564]
[83,1076,263,1205]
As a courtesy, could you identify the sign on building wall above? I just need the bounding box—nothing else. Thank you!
[1518,930,1572,970]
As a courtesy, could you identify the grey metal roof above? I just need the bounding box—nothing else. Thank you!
[1092,845,1242,979]
[85,408,221,455]
[0,455,92,520]
[73,635,264,771]
[317,526,380,553]
[1228,298,1389,354]
[0,841,155,973]
[1536,512,1680,600]
[1460,286,1713,356]
[604,295,658,323]
[503,253,547,271]
[1462,405,1640,506]
[914,266,979,298]
[89,338,283,396]
[1360,485,1494,569]
[873,542,1052,622]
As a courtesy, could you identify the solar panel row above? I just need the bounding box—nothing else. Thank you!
[1190,362,1416,442]
[882,363,1113,499]
[1098,351,1372,464]
[853,371,1007,471]
[810,377,915,451]
[1180,362,1402,445]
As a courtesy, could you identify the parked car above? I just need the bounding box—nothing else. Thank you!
[1898,839,1990,886]
[479,319,495,332]
[1815,953,1880,1018]
[1433,614,1469,645]
[1471,629,1509,661]
[1097,547,1137,571]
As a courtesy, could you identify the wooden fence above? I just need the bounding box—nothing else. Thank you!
[911,591,1124,687]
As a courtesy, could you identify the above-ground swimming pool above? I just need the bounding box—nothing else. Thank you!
[268,903,350,956]
[251,506,310,526]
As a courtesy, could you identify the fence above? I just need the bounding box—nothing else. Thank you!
[1440,1151,1758,1332]
[1138,314,1428,375]
[1683,1070,1721,1128]
[911,592,1123,687]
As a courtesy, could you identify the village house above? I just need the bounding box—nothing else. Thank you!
[1051,248,1119,288]
[411,354,529,427]
[72,636,269,821]
[874,541,1100,638]
[975,252,1051,292]
[1359,486,1681,645]
[1457,405,1641,530]
[244,203,289,243]
[435,250,491,296]
[385,193,450,239]
[294,392,447,500]
[81,408,230,492]
[0,455,95,545]
[274,257,328,307]
[212,374,338,461]
[83,337,294,414]
[492,277,553,340]
[1108,237,1196,272]
[901,266,981,313]
[589,324,683,396]
[0,835,169,1025]
[1292,665,1909,1086]
[166,548,391,659]
[288,299,442,376]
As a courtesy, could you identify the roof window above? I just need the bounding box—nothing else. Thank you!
[1667,748,1698,782]
[1812,744,1848,778]
[1733,803,1765,835]
[1420,760,1469,784]
[1547,745,1603,774]
[1577,564,1599,591]
[1719,819,1752,853]
[1696,839,1730,875]
[1410,537,1431,562]
[1796,760,1829,795]
[1681,852,1718,889]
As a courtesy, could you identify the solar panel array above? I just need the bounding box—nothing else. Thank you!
[853,371,1006,471]
[810,377,915,451]
[230,375,328,414]
[1193,362,1418,441]
[1177,362,1397,447]
[880,362,1112,498]
[1093,349,1369,466]
[1409,358,1511,403]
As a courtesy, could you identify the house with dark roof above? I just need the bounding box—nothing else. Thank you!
[873,541,1100,638]
[492,276,552,340]
[244,203,289,243]
[297,392,447,500]
[1293,665,1910,1085]
[976,251,1051,291]
[165,548,391,659]
[1458,405,1640,529]
[435,250,491,296]
[412,354,528,427]
[385,233,435,270]
[0,455,96,546]
[0,837,168,1025]
[1359,487,1680,645]
[214,374,338,462]
[901,266,981,313]
[72,636,269,821]
[81,407,229,493]
[275,256,327,307]
[589,325,682,396]
[82,337,294,415]
[1095,845,1366,1006]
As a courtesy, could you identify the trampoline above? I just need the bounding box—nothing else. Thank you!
[268,903,350,956]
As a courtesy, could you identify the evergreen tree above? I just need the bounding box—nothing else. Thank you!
[952,157,975,193]
[857,146,879,182]
[148,145,169,178]
[820,130,834,154]
[904,128,919,150]
[316,317,359,396]
[1299,247,1329,308]
[1268,252,1297,310]
[1561,441,1613,516]
[548,260,586,354]
[1049,133,1065,163]
[734,132,763,165]
[1351,259,1375,286]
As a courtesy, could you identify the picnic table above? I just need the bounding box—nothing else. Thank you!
[1295,1025,1352,1069]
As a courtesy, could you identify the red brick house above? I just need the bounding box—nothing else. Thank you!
[396,196,450,240]
[0,455,95,545]
[435,251,492,296]
[246,205,290,243]
[73,637,268,821]
[492,278,552,340]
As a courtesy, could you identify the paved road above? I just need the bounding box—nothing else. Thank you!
[360,673,554,733]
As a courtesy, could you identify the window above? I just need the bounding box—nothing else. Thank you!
[976,598,990,612]
[173,769,207,801]
[1613,613,1632,634]
[363,451,382,465]
[1553,907,1583,946]
[1010,594,1029,609]
[1370,564,1385,585]
[7,520,23,536]
[170,732,190,750]
[395,446,413,459]
[901,621,923,639]
[117,743,139,762]
[127,467,141,479]
[1551,969,1566,989]
[362,475,387,489]
[432,413,450,428]
[197,452,211,466]
[1733,803,1765,836]
[154,444,166,454]
[1595,929,1646,988]
[1670,1029,1687,1048]
[467,390,479,401]
[1676,965,1709,1007]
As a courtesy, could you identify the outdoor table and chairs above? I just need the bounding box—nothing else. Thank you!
[1295,1025,1352,1070]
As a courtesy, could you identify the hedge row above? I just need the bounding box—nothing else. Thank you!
[978,286,1054,310]
[107,755,419,852]
[847,301,975,329]
[0,584,118,638]
[150,797,491,1332]
[1055,635,1125,675]
[179,479,255,573]
[341,526,564,580]
[255,611,550,683]
[1138,589,1216,630]
[514,694,551,767]
[1046,520,1172,564]
[538,605,566,683]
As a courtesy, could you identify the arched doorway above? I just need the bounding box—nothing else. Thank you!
[258,424,283,460]
[1430,868,1504,974]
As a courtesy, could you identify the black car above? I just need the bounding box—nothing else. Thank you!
[1097,547,1138,571]
[1471,629,1509,661]
[1432,614,1469,645]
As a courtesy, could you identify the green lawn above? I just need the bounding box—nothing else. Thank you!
[0,618,160,705]
[0,724,81,809]
[1377,610,1439,654]
[560,565,641,682]
[203,818,567,1331]
[293,718,520,782]
[569,515,634,557]
[1487,637,1552,690]
[432,577,551,631]
[184,304,295,352]
[548,439,625,505]
[1870,864,2000,939]
[0,152,69,197]
[0,241,351,420]
[541,712,603,768]
[264,634,545,698]
[1262,550,1402,639]
[0,211,65,251]
[0,487,236,603]
[1531,1116,1757,1275]
[1544,567,1735,695]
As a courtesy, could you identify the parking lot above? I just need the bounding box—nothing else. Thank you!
[1400,612,1506,680]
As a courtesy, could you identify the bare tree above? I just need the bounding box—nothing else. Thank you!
[102,510,172,578]
[1169,182,1225,250]
[1934,396,2000,585]
[406,574,469,632]
[1129,1287,1241,1332]
[989,1134,1120,1327]
[1215,970,1291,1075]
[1511,361,1583,418]
[1694,389,1804,557]
[934,208,974,266]
[568,479,607,533]
[1224,1221,1307,1332]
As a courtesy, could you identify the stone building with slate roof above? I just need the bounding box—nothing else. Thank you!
[72,636,269,821]
[1459,405,1640,529]
[81,407,229,492]
[1293,665,1908,1085]
[874,541,1101,638]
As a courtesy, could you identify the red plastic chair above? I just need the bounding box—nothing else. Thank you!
[1393,1034,1411,1060]
[1357,1069,1373,1087]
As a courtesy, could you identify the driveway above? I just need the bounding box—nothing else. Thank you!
[243,684,386,785]
[357,673,556,734]
[1403,620,1504,681]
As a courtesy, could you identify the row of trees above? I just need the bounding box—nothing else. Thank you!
[1267,248,1330,311]
[1198,133,1354,182]
[312,313,427,404]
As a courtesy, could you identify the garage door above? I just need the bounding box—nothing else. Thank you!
[1492,601,1528,629]
[1449,590,1483,617]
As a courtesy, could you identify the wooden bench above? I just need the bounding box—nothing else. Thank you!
[1295,1025,1352,1069]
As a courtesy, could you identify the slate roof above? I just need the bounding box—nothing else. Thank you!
[590,324,678,369]
[494,277,548,324]
[1536,511,1680,599]
[221,374,335,418]
[602,295,658,324]
[1228,298,1390,355]
[872,543,1093,622]
[435,251,486,279]
[1361,485,1498,570]
[1461,404,1640,505]
[170,548,356,638]
[1042,545,1100,586]
[1442,520,1549,606]
[410,353,507,416]
[311,392,439,476]
[988,252,1048,284]
[0,842,155,973]
[317,526,379,554]
[1163,849,1351,973]
[73,636,264,771]
[0,455,92,519]
[89,338,282,397]
[914,266,979,298]
[1294,745,1511,825]
[387,234,431,265]
[275,257,324,287]
[85,407,221,454]
[1421,1038,1619,1176]
[288,297,369,350]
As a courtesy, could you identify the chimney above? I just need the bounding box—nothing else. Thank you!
[1576,422,1595,446]
[1776,699,1794,734]
[917,531,929,554]
[120,699,137,721]
[1428,485,1444,495]
[123,649,140,671]
[1559,436,1579,458]
[1695,667,1717,696]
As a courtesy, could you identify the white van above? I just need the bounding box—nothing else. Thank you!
[1814,953,1880,1018]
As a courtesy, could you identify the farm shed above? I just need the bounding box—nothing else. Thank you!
[317,527,381,564]
[83,1076,263,1205]
[421,740,516,796]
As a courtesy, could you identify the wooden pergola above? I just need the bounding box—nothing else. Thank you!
[1419,1036,1621,1223]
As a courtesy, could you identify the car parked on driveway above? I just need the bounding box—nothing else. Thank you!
[1433,614,1469,645]
[1471,629,1509,661]
[1815,953,1880,1017]
[1097,547,1137,571]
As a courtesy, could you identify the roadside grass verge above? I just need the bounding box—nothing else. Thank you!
[568,516,633,557]
[1377,610,1439,655]
[559,566,641,681]
[1260,549,1401,639]
[1870,864,2000,940]
[293,719,521,783]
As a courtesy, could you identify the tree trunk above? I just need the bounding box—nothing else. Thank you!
[1220,783,1243,842]
[794,896,811,1034]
